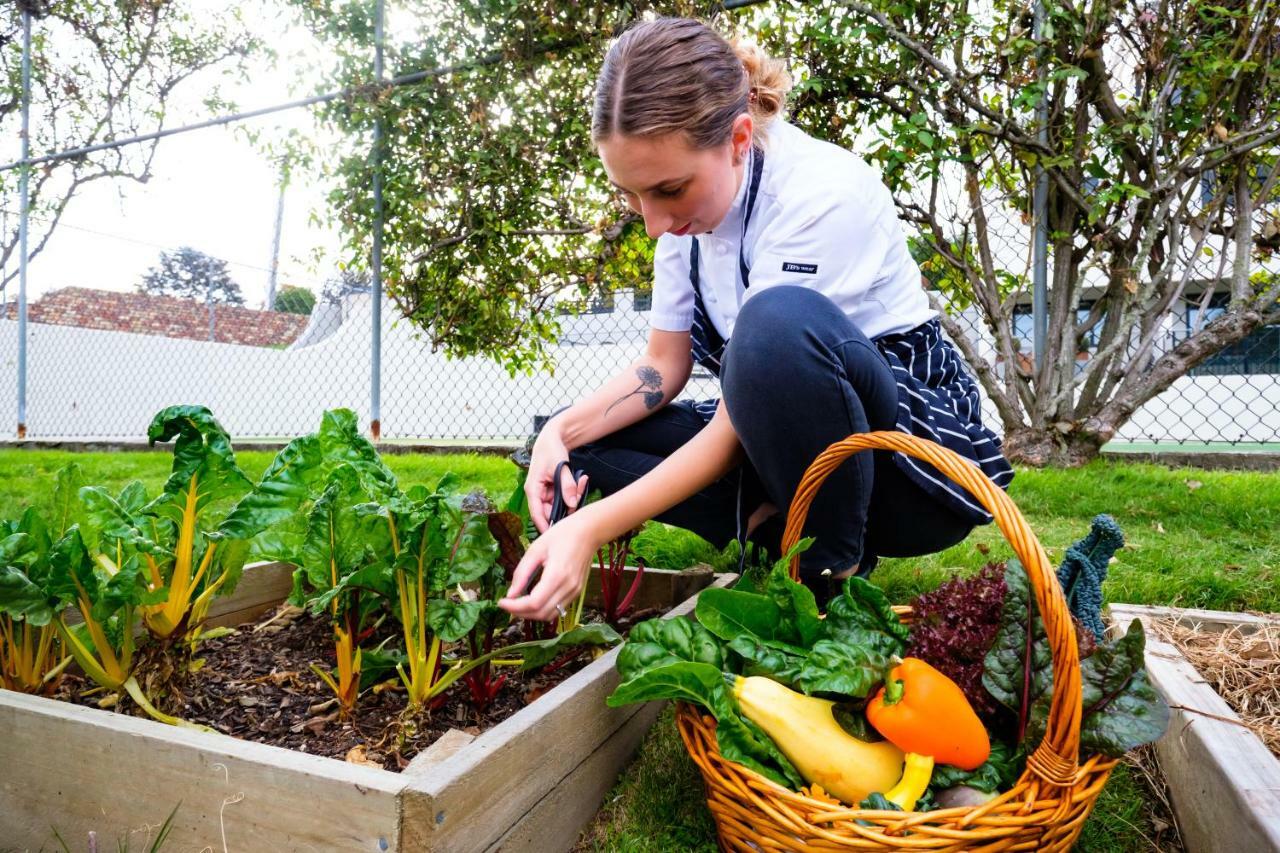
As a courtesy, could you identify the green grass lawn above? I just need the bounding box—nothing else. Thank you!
[3,448,1275,851]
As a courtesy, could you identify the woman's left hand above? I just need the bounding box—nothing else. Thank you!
[499,510,601,622]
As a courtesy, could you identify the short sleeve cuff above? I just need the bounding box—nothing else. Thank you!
[648,309,694,332]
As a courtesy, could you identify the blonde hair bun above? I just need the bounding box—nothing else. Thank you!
[732,38,792,125]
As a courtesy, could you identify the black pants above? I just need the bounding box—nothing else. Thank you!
[568,287,973,595]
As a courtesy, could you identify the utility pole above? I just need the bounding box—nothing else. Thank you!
[266,162,286,311]
[16,6,32,438]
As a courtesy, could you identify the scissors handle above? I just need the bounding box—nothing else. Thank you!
[548,459,585,525]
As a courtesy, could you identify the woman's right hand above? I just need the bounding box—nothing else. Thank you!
[525,424,590,534]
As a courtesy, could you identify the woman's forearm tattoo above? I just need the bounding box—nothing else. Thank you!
[604,366,664,417]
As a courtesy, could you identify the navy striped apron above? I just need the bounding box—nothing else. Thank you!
[686,148,1013,525]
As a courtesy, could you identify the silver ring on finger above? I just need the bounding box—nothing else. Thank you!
[555,603,567,619]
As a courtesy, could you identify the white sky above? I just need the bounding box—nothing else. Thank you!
[5,5,351,310]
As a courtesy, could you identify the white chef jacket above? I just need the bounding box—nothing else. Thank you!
[649,121,935,342]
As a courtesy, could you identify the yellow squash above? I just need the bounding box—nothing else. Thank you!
[734,676,905,805]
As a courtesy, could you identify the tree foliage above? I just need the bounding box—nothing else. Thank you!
[274,284,317,315]
[297,0,1279,462]
[139,246,245,305]
[1,2,260,295]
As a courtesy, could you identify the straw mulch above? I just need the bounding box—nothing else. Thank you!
[1152,618,1280,757]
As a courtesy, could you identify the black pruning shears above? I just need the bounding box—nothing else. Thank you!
[523,460,587,597]
[548,459,586,526]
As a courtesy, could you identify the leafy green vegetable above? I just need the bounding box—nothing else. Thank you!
[516,622,622,670]
[617,616,725,678]
[695,588,786,644]
[610,544,907,791]
[696,559,903,699]
[983,559,1168,759]
[793,640,892,698]
[981,559,1054,742]
[607,660,803,789]
[928,740,1020,794]
[824,577,910,654]
[1056,514,1124,643]
[1076,619,1170,757]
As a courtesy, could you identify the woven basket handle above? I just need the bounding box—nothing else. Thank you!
[780,431,1082,788]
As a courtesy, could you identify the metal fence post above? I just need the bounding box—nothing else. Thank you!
[1032,0,1049,376]
[16,6,32,439]
[267,162,286,311]
[369,0,385,441]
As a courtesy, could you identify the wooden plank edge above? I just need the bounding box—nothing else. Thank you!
[1106,605,1280,851]
[482,701,666,853]
[396,572,735,848]
[1108,602,1280,635]
[0,689,404,793]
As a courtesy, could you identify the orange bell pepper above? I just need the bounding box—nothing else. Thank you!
[867,657,991,771]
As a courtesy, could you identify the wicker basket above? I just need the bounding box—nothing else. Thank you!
[676,431,1118,851]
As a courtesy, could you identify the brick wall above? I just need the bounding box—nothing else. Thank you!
[2,287,309,347]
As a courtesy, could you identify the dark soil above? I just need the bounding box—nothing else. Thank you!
[54,603,661,772]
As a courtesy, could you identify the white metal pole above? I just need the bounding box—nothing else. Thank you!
[16,7,33,439]
[266,163,286,310]
[370,0,385,440]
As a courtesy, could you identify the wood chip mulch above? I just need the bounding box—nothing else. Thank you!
[54,603,659,772]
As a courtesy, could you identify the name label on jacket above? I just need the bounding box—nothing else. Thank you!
[781,262,818,275]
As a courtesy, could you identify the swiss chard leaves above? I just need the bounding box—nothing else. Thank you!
[607,660,803,789]
[517,622,622,670]
[793,640,892,698]
[824,577,909,655]
[928,740,1020,794]
[1077,619,1170,757]
[695,588,786,644]
[982,559,1054,742]
[617,616,725,678]
[695,560,902,700]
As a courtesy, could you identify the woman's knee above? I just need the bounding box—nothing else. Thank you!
[730,286,849,357]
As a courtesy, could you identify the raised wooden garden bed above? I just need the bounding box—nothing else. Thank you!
[1108,603,1280,853]
[0,561,732,852]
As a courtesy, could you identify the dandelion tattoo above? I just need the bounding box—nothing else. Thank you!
[605,366,664,416]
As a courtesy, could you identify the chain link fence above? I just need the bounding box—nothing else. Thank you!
[2,4,1276,448]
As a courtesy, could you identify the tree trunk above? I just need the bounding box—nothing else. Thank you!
[1001,426,1106,468]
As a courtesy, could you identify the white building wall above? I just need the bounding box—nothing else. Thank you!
[0,292,1273,442]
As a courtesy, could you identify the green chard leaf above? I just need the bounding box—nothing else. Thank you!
[0,556,57,625]
[516,622,623,670]
[220,409,400,560]
[793,640,893,698]
[1077,619,1170,757]
[427,597,486,642]
[616,617,725,680]
[437,493,500,586]
[763,558,823,648]
[982,559,1055,743]
[928,740,1021,794]
[725,634,806,685]
[607,661,803,791]
[823,577,909,653]
[694,587,785,644]
[51,464,84,539]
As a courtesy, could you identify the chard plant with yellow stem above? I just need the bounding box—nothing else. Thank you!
[0,465,89,694]
[0,512,70,693]
[290,465,395,714]
[77,407,254,652]
[221,410,403,715]
[47,527,207,729]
